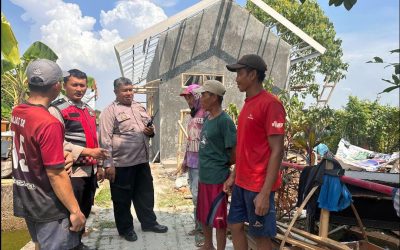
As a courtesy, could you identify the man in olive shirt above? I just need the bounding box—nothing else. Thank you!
[195,80,237,250]
[99,77,167,242]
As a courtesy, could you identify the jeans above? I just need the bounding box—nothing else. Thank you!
[188,168,201,231]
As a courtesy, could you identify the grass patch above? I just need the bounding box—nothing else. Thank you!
[95,184,112,208]
[158,189,192,208]
[98,221,116,229]
[1,229,31,250]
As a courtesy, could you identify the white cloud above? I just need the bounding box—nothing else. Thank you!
[10,0,168,110]
[151,0,179,8]
[328,32,399,109]
[100,0,167,38]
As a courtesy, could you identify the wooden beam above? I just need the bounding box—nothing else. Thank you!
[280,185,319,249]
[249,0,326,54]
[277,222,352,250]
[348,228,400,249]
[276,233,325,250]
[319,209,330,238]
[177,120,188,138]
[350,203,368,241]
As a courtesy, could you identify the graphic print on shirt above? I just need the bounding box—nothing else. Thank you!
[11,104,69,221]
[200,132,207,148]
[187,116,204,152]
[272,120,284,128]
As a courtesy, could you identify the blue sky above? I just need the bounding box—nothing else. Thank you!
[2,0,399,110]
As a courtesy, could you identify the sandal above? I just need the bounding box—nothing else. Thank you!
[195,233,205,247]
[188,229,198,236]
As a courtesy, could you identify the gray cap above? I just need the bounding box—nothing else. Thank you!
[194,80,226,96]
[26,59,69,86]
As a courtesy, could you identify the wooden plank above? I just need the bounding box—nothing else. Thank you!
[276,233,326,250]
[349,227,400,249]
[343,240,384,250]
[280,185,319,249]
[277,222,352,250]
[350,203,368,241]
[319,209,330,238]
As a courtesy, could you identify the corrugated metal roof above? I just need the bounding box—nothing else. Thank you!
[114,0,326,86]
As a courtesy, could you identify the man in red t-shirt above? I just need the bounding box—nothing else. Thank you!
[11,59,86,250]
[224,54,286,250]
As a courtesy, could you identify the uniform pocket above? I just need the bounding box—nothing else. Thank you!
[139,111,150,125]
[116,112,133,132]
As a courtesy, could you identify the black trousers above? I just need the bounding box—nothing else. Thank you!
[70,173,97,241]
[110,163,157,235]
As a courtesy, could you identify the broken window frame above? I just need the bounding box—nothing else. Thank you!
[181,72,224,88]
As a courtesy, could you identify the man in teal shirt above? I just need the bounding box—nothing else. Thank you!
[195,80,236,250]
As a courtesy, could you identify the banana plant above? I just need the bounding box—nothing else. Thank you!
[1,13,59,119]
[226,103,239,125]
[291,106,334,165]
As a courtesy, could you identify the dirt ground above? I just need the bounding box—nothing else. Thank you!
[1,179,27,231]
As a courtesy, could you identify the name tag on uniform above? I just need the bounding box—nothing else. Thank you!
[116,112,130,122]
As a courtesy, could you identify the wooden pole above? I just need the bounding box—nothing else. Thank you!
[177,120,188,138]
[319,209,330,238]
[350,203,368,241]
[176,110,184,171]
[279,185,319,249]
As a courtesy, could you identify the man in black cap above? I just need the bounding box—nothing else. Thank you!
[223,54,286,250]
[11,59,86,250]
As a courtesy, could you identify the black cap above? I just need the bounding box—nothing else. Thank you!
[226,54,267,72]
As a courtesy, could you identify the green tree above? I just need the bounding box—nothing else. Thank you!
[326,96,399,153]
[263,79,334,162]
[300,0,357,11]
[367,49,400,94]
[1,13,59,119]
[247,0,348,99]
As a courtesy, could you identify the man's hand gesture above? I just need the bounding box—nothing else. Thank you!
[88,148,110,160]
[64,151,73,176]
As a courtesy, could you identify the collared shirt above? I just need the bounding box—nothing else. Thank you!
[48,97,97,177]
[99,101,152,168]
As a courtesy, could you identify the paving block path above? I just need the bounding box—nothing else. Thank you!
[23,163,233,249]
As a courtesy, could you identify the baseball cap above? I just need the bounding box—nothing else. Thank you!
[180,84,201,96]
[194,80,226,96]
[226,54,267,72]
[26,59,69,86]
